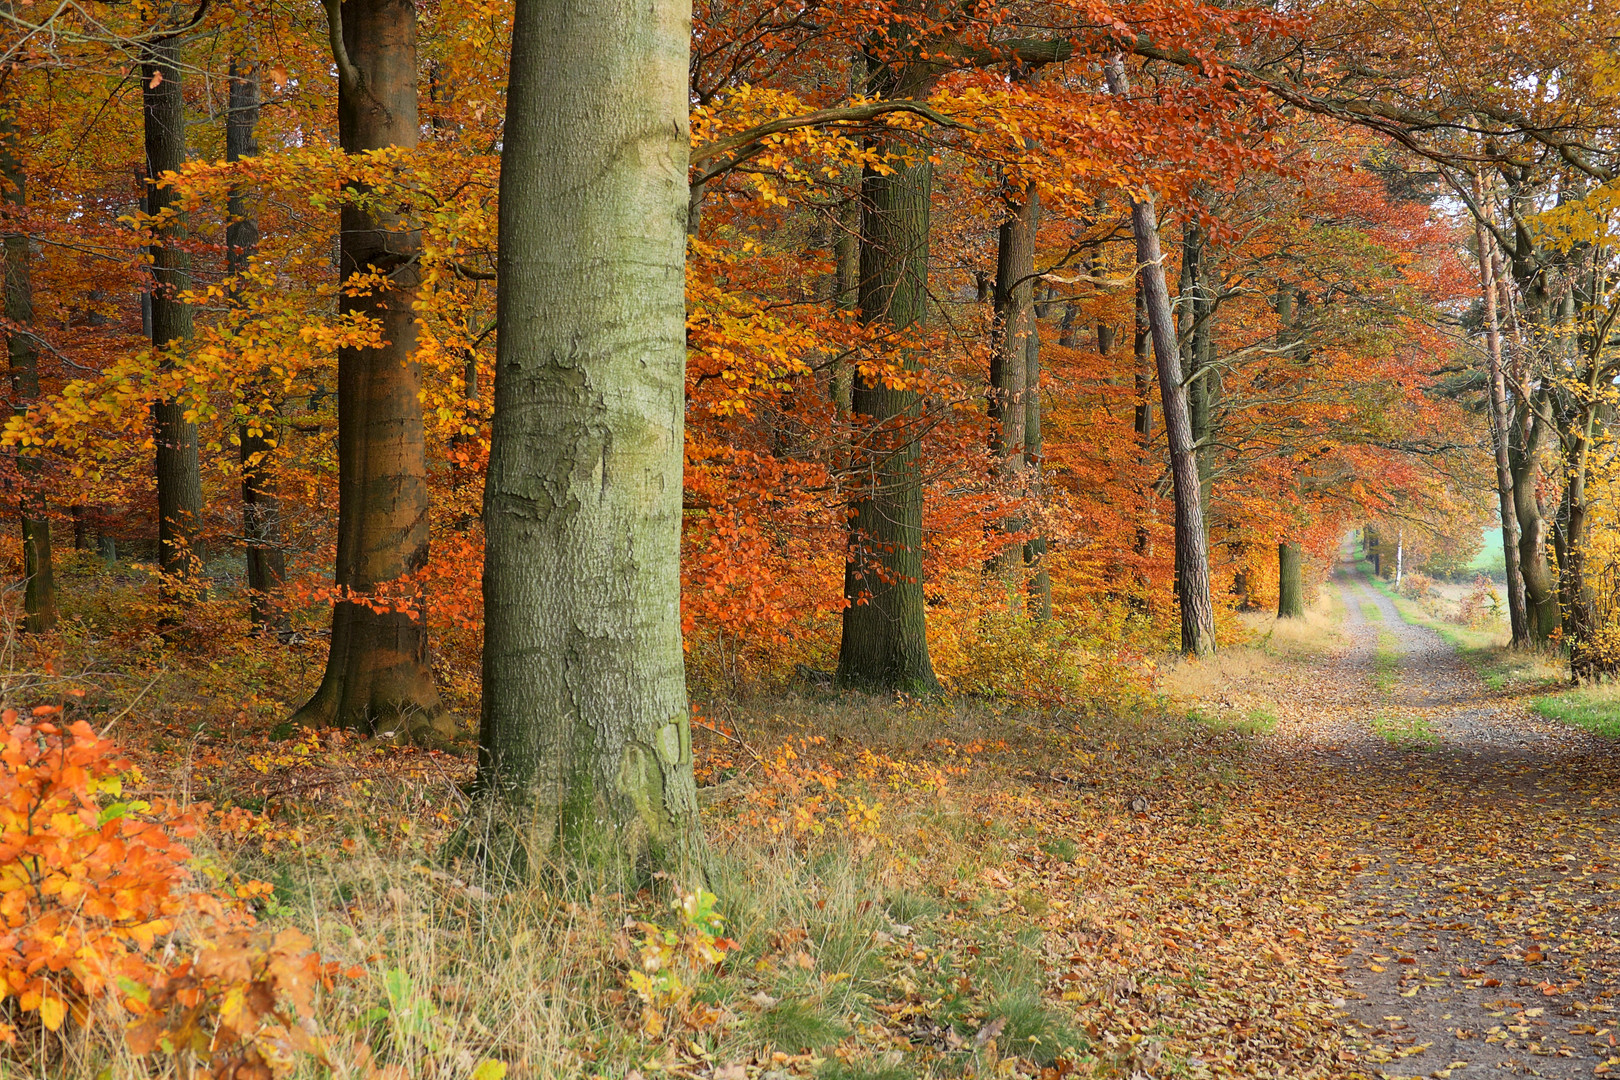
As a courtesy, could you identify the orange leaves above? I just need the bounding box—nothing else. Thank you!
[0,711,341,1077]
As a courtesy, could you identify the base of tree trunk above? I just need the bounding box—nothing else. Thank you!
[292,601,450,743]
[21,515,56,633]
[1278,541,1304,619]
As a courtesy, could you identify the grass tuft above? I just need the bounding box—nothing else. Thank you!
[1533,683,1620,738]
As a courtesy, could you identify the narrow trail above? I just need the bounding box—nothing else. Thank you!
[1273,555,1620,1078]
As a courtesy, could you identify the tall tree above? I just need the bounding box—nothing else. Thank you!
[144,35,204,599]
[293,0,445,737]
[226,56,288,635]
[0,104,54,632]
[989,178,1035,594]
[1471,177,1529,648]
[472,0,700,878]
[835,51,942,693]
[1105,54,1215,656]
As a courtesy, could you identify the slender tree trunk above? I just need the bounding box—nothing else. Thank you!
[988,180,1033,592]
[1179,219,1216,510]
[227,57,289,635]
[830,192,858,415]
[0,110,54,632]
[293,0,445,737]
[471,0,700,881]
[1472,183,1529,647]
[144,37,205,599]
[1277,541,1303,619]
[1024,265,1051,620]
[834,58,941,694]
[1106,55,1215,656]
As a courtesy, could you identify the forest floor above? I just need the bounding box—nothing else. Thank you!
[1172,552,1620,1080]
[16,547,1620,1080]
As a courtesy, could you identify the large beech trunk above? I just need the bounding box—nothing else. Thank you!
[227,58,288,635]
[1106,55,1215,656]
[0,113,55,632]
[294,0,444,737]
[1512,403,1558,643]
[1024,272,1052,620]
[1472,194,1529,647]
[471,0,700,880]
[144,38,204,596]
[988,181,1034,589]
[835,59,941,694]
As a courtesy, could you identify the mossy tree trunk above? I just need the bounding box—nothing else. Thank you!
[0,109,54,632]
[293,0,445,739]
[1106,55,1215,657]
[227,56,288,636]
[472,0,700,882]
[144,37,205,600]
[835,57,941,694]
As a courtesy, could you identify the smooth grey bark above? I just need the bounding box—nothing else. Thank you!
[227,56,288,635]
[1472,190,1528,648]
[144,37,205,597]
[0,109,54,632]
[1512,400,1558,642]
[834,57,941,694]
[1105,55,1215,656]
[472,0,700,881]
[1024,272,1051,620]
[1277,541,1303,618]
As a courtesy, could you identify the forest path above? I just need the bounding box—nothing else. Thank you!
[1282,555,1620,1079]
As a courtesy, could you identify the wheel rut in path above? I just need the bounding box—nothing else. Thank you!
[1278,558,1620,1079]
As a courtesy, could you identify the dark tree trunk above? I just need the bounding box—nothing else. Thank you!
[1277,541,1304,619]
[293,0,445,738]
[227,57,289,635]
[1179,219,1216,509]
[144,37,205,597]
[471,0,700,881]
[1106,55,1215,656]
[1,113,54,632]
[988,181,1033,589]
[835,58,941,694]
[830,192,858,414]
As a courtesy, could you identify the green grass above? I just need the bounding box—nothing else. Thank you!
[1371,711,1437,748]
[1371,629,1399,694]
[1358,568,1564,694]
[1532,684,1620,738]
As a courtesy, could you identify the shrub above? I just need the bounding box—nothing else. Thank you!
[1453,575,1502,628]
[1398,572,1432,599]
[0,710,338,1078]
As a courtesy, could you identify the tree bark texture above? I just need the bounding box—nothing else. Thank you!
[1,112,54,632]
[1105,55,1215,657]
[1277,541,1303,619]
[227,57,288,635]
[988,181,1033,588]
[1511,401,1558,643]
[835,59,941,694]
[294,0,445,737]
[144,38,205,594]
[472,0,700,881]
[1472,190,1529,648]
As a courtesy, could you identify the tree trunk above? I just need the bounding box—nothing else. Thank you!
[1512,401,1558,643]
[144,37,205,598]
[0,113,54,632]
[227,57,289,635]
[834,58,941,694]
[1277,541,1303,619]
[1472,183,1529,647]
[1105,55,1215,657]
[293,0,445,738]
[1179,219,1216,510]
[471,0,700,882]
[988,180,1033,591]
[1024,268,1051,620]
[830,192,858,415]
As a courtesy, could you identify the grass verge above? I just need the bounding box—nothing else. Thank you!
[1532,683,1620,738]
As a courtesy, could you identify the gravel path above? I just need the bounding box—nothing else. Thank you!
[1314,557,1620,1079]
